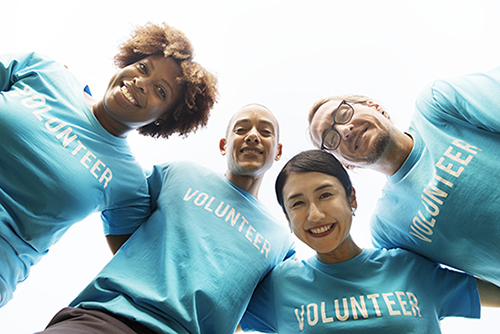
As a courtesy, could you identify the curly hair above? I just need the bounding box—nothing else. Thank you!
[114,22,219,138]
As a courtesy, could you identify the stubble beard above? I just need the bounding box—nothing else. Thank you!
[357,131,392,168]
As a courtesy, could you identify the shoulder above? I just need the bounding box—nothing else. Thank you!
[368,248,432,267]
[150,160,210,177]
[267,257,310,283]
[147,160,218,194]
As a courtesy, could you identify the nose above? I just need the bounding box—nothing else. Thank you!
[133,76,148,94]
[335,123,353,140]
[245,128,260,144]
[307,203,325,223]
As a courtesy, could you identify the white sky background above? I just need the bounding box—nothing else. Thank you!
[1,0,499,332]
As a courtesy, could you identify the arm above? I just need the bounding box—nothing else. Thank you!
[106,234,132,255]
[0,52,36,92]
[476,278,500,307]
[416,66,500,133]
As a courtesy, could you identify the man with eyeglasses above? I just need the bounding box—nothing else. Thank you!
[307,66,500,290]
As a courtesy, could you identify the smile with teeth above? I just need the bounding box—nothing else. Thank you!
[241,148,262,154]
[121,86,137,105]
[309,223,334,235]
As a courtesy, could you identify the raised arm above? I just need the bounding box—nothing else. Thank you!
[476,278,500,307]
[106,234,132,255]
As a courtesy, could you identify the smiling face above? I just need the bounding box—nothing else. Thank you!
[283,171,357,262]
[220,104,282,178]
[310,99,393,168]
[97,54,184,137]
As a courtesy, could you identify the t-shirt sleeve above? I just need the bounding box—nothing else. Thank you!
[433,267,480,320]
[416,66,500,133]
[240,269,279,333]
[406,251,480,320]
[100,177,151,236]
[369,205,401,250]
[0,52,40,91]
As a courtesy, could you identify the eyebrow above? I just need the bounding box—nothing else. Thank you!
[286,184,332,202]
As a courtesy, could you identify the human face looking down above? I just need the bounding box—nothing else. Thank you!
[220,104,282,178]
[283,171,357,263]
[97,55,184,137]
[310,99,393,169]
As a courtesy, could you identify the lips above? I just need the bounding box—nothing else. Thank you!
[354,127,368,150]
[120,85,140,107]
[308,223,335,237]
[240,147,263,155]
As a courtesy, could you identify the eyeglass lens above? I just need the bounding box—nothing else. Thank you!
[323,104,354,149]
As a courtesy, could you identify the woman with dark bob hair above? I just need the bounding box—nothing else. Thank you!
[0,22,218,308]
[240,150,500,333]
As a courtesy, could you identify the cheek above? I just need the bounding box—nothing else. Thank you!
[148,99,169,117]
[289,214,304,232]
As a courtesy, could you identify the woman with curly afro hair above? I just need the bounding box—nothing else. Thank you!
[111,21,218,139]
[0,22,217,308]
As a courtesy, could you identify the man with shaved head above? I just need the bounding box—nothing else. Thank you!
[38,104,294,334]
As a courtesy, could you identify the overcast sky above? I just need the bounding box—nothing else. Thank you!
[2,0,499,332]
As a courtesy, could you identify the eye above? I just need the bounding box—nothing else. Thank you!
[157,86,166,99]
[138,62,148,73]
[260,129,273,137]
[289,200,304,208]
[235,127,247,134]
[319,192,333,200]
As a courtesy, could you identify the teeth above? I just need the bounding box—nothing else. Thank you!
[121,86,136,105]
[310,224,333,234]
[242,149,261,154]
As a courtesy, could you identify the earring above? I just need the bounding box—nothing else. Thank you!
[351,207,356,216]
[154,121,160,126]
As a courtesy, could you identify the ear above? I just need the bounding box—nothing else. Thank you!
[342,163,356,170]
[349,187,358,210]
[275,143,283,161]
[365,100,385,114]
[219,138,227,156]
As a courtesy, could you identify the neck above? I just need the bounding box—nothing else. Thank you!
[89,98,131,138]
[375,131,413,176]
[224,171,264,199]
[316,237,363,264]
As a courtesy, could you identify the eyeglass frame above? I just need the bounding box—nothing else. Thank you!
[320,100,367,151]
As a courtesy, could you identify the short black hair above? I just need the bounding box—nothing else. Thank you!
[275,150,352,215]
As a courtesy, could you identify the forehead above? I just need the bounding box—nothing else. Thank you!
[310,100,342,144]
[283,172,344,198]
[228,105,278,130]
[143,55,183,77]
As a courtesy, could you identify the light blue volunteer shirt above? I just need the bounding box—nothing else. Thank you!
[0,52,150,307]
[371,66,500,286]
[70,161,295,333]
[241,248,479,333]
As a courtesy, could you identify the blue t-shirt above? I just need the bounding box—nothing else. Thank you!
[70,161,295,333]
[370,66,500,286]
[241,248,479,333]
[0,52,150,306]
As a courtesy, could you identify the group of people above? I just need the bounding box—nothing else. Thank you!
[1,20,499,334]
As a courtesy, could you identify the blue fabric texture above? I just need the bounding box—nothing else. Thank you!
[0,52,150,307]
[70,161,295,334]
[370,66,500,286]
[241,248,479,333]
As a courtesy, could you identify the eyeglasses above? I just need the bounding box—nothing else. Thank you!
[320,100,366,151]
